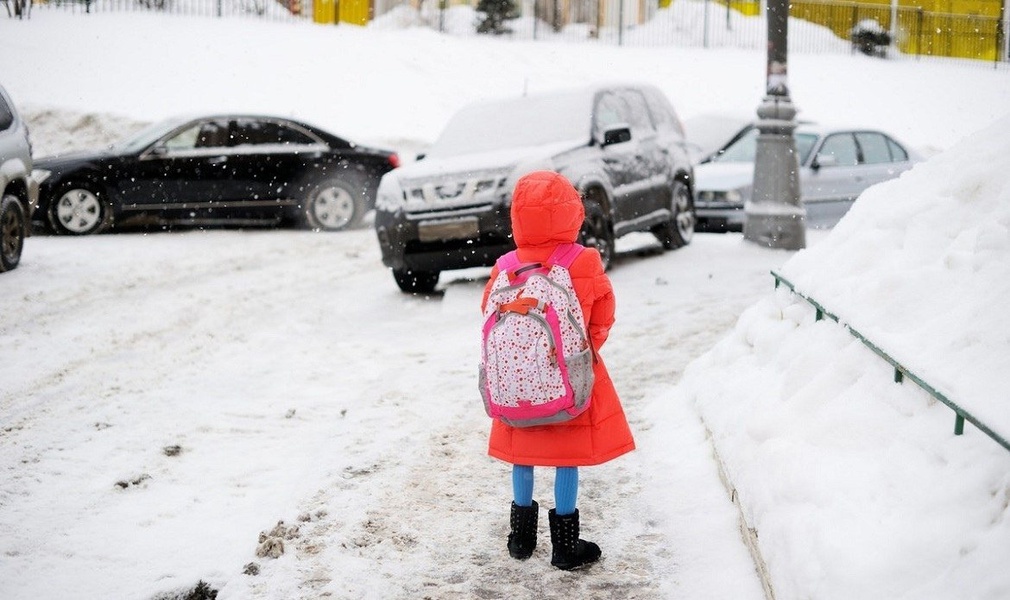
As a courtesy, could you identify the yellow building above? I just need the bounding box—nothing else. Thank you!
[313,0,372,25]
[315,0,1005,61]
[729,0,1005,60]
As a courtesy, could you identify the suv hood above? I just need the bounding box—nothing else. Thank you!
[390,139,585,183]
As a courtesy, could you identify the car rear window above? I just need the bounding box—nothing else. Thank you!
[855,132,892,164]
[231,119,318,146]
[886,137,909,162]
[642,88,680,135]
[0,95,13,131]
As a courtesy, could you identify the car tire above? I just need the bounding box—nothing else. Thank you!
[652,180,695,250]
[49,182,113,236]
[579,197,615,271]
[301,174,367,232]
[0,194,26,272]
[393,268,439,294]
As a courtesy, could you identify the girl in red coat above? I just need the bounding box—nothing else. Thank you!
[481,170,636,570]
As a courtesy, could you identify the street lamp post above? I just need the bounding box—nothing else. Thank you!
[743,0,806,249]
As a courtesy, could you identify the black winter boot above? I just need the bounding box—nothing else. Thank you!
[548,508,601,570]
[508,500,539,559]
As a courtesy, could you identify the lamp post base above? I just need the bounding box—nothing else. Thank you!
[743,210,806,250]
[744,94,806,250]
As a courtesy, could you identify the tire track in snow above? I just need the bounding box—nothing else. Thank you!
[236,281,670,599]
[223,238,777,599]
[1,230,379,418]
[0,229,388,565]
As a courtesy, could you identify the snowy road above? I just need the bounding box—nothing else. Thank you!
[0,225,808,599]
[2,6,1008,596]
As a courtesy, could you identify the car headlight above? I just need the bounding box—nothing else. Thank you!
[697,189,743,205]
[32,169,51,184]
[718,190,743,204]
[375,175,405,212]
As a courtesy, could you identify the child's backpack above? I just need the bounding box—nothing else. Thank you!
[479,242,595,428]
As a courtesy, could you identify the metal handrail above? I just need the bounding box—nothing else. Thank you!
[771,270,1010,452]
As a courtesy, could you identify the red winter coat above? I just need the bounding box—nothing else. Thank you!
[482,171,635,467]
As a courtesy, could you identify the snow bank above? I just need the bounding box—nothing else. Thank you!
[785,114,1010,438]
[685,115,1010,598]
[23,107,150,158]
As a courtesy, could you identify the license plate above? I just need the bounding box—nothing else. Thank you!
[418,217,479,242]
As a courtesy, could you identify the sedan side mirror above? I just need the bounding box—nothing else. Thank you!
[812,154,838,170]
[600,124,632,147]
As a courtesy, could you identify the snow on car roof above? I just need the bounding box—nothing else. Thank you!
[426,88,595,158]
[425,83,655,159]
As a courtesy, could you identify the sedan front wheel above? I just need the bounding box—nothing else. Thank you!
[50,183,113,235]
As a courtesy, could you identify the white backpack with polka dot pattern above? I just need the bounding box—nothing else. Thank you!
[479,243,595,428]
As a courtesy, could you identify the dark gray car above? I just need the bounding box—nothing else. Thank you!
[374,83,696,293]
[0,83,37,272]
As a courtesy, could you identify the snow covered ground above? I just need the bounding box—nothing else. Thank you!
[687,116,1010,599]
[1,5,1009,599]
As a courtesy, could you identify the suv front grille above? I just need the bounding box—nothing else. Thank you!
[404,201,495,219]
[400,172,507,214]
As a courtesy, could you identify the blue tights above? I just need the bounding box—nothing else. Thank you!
[512,465,578,515]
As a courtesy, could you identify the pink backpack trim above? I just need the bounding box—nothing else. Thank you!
[480,243,593,428]
[495,242,583,277]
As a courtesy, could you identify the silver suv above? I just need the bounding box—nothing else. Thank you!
[0,83,37,272]
[374,83,696,293]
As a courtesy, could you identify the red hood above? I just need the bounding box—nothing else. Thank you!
[510,171,584,249]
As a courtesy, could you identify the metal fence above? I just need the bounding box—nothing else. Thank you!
[12,0,308,19]
[12,0,1010,69]
[771,270,1010,453]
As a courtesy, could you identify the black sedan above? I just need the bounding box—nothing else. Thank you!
[32,114,399,235]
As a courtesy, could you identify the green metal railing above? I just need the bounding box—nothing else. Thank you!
[771,270,1010,453]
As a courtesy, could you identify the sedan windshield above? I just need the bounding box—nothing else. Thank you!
[111,117,193,153]
[712,127,820,165]
[427,91,594,158]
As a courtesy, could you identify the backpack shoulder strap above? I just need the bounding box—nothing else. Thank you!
[547,242,585,269]
[495,250,521,273]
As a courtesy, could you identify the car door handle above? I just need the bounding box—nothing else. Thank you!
[207,156,228,165]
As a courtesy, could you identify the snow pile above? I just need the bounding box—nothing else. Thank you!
[786,114,1010,436]
[23,107,149,158]
[5,9,1008,158]
[368,1,854,50]
[681,115,1010,598]
[370,4,484,37]
[624,0,852,52]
